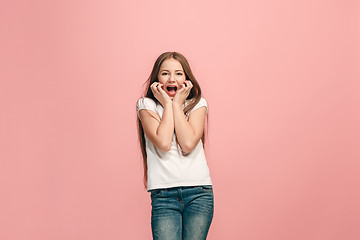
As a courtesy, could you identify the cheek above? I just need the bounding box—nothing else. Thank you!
[157,76,166,84]
[178,78,186,85]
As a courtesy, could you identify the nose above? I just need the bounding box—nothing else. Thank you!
[168,74,176,83]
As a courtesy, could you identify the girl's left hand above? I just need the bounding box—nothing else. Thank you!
[173,80,193,107]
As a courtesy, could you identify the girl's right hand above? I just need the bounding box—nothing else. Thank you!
[150,82,172,107]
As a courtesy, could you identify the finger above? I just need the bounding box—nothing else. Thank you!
[179,86,186,93]
[150,84,156,93]
[187,82,192,91]
[156,83,163,93]
[188,80,193,88]
[151,82,157,91]
[184,83,191,92]
[157,83,165,92]
[152,82,160,93]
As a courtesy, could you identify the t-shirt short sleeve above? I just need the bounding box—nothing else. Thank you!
[136,97,157,119]
[189,97,208,114]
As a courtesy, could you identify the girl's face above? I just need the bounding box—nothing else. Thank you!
[157,58,186,99]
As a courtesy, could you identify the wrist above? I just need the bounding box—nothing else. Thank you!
[172,101,183,109]
[164,101,173,108]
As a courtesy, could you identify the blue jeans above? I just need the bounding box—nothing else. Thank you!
[150,185,214,240]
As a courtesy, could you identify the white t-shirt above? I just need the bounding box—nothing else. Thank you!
[136,97,213,191]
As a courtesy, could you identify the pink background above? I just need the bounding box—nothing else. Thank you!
[1,0,359,239]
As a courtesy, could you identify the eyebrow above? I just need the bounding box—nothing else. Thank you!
[160,69,183,72]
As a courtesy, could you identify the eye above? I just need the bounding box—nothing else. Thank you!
[162,72,168,75]
[177,73,183,75]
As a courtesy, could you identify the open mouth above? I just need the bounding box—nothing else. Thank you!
[166,86,178,95]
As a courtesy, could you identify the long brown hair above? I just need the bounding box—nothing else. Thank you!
[136,51,209,190]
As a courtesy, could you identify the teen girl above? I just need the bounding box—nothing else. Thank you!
[136,52,214,240]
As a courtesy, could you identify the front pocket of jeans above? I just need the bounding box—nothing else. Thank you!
[198,185,213,192]
[150,189,162,197]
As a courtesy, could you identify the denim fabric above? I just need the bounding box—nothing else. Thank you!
[150,185,214,240]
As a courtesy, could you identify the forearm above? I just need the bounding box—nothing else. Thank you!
[173,103,196,153]
[156,102,175,151]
